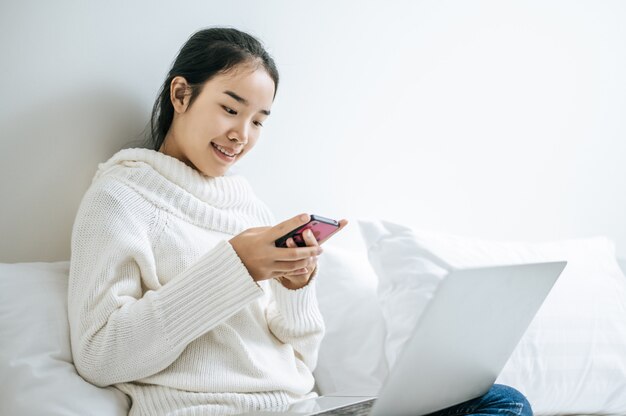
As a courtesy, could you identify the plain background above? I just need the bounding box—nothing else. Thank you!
[1,0,624,262]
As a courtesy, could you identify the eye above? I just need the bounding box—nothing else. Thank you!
[254,121,264,127]
[222,106,237,115]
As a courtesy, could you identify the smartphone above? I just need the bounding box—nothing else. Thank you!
[275,215,340,248]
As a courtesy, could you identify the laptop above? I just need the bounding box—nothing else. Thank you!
[238,261,567,416]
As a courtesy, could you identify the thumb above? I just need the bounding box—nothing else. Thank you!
[270,213,311,241]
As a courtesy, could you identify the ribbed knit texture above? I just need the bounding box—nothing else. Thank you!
[68,148,325,416]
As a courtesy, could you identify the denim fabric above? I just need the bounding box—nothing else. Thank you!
[425,384,532,416]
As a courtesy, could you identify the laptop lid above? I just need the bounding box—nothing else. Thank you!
[237,261,566,416]
[370,261,566,416]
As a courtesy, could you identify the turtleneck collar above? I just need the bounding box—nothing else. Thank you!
[92,148,274,233]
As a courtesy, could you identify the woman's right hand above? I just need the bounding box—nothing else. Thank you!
[229,213,323,282]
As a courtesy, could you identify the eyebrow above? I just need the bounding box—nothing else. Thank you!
[223,90,271,116]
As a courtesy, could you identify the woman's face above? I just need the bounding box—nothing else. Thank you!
[160,64,275,177]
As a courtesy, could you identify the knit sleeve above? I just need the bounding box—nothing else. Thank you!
[265,277,325,371]
[67,179,263,387]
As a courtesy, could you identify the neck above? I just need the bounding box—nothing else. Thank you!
[159,132,198,172]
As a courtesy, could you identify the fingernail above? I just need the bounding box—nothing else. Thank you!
[300,214,309,222]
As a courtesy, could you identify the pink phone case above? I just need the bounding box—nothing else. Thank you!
[275,215,340,247]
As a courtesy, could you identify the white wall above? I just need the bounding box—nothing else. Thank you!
[1,0,625,262]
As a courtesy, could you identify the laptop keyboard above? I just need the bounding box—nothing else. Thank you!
[314,398,376,415]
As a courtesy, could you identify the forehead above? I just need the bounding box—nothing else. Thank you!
[203,66,275,109]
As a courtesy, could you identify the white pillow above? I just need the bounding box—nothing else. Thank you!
[0,251,387,411]
[358,219,626,416]
[314,244,388,395]
[0,262,130,416]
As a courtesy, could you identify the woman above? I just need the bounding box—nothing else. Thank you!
[68,27,531,416]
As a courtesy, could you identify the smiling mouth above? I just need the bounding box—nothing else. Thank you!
[211,142,241,157]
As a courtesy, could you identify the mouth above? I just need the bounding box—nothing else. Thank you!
[211,142,242,160]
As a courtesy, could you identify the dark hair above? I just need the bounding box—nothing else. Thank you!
[147,27,279,151]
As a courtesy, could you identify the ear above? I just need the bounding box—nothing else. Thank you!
[170,76,192,113]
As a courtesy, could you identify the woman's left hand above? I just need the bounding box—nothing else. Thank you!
[277,219,348,290]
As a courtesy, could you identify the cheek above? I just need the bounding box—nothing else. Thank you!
[184,111,224,142]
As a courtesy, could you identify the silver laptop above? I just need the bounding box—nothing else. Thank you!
[238,261,566,416]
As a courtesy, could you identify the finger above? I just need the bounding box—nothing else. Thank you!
[283,267,310,277]
[270,213,311,241]
[302,229,320,247]
[299,254,318,268]
[286,238,296,248]
[274,257,316,273]
[272,245,322,261]
[306,256,318,270]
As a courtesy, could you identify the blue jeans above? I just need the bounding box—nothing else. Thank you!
[425,384,532,416]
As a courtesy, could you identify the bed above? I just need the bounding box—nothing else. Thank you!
[1,147,626,415]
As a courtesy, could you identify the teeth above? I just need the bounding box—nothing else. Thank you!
[213,143,237,157]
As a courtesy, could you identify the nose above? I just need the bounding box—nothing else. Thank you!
[228,121,250,145]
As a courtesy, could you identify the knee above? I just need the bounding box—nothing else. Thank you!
[488,384,533,416]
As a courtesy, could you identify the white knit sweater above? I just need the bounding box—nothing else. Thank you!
[68,148,325,416]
